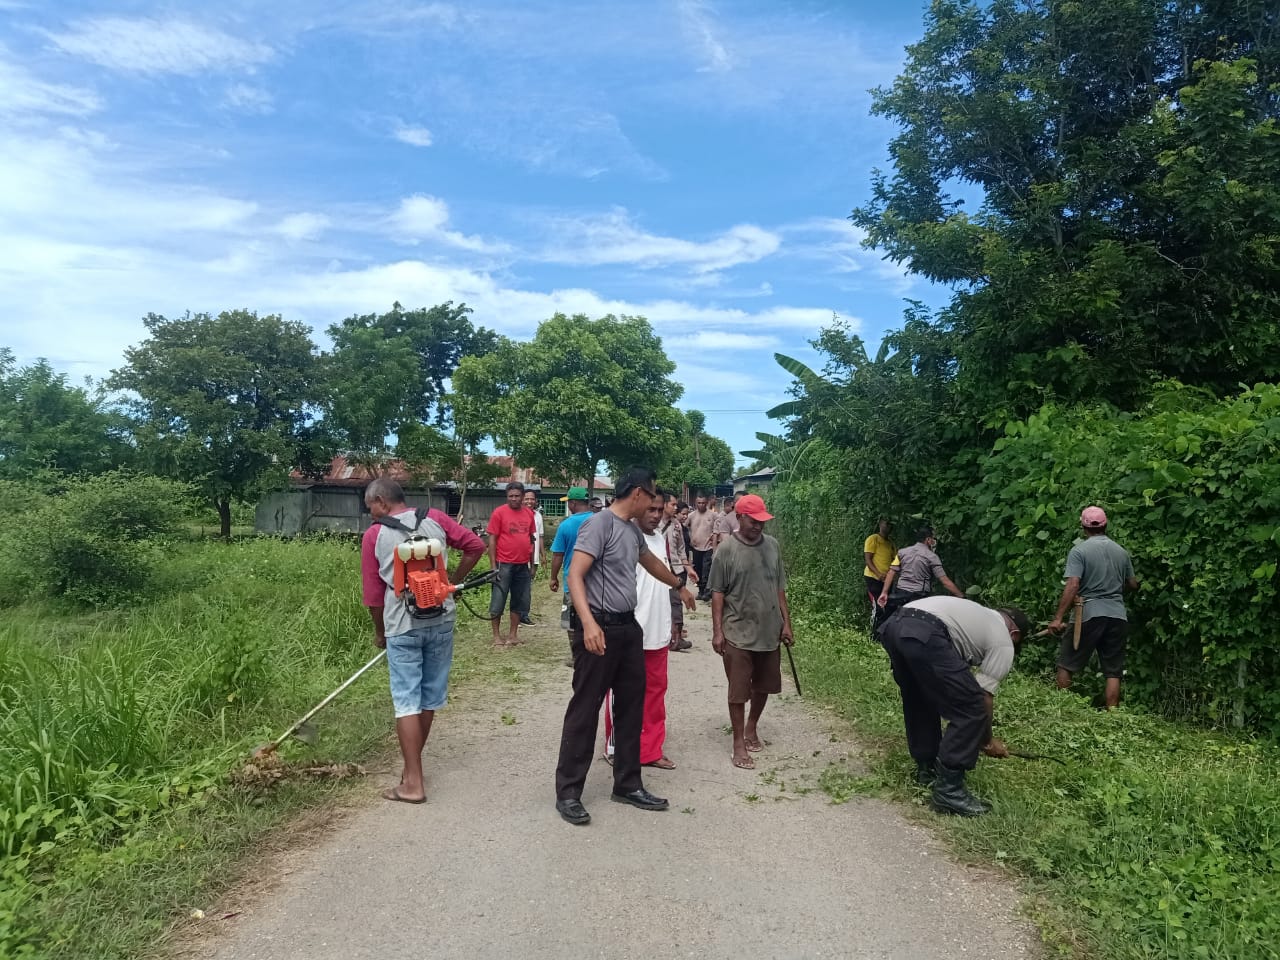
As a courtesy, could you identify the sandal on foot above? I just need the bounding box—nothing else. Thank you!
[744,737,766,752]
[644,756,676,770]
[382,786,426,804]
[732,755,755,770]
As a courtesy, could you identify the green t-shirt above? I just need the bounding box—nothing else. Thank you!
[708,533,787,652]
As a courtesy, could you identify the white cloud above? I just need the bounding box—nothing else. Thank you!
[387,194,503,253]
[669,331,781,352]
[273,213,330,241]
[678,0,733,73]
[782,217,914,292]
[0,55,101,117]
[45,18,273,75]
[393,124,433,147]
[539,209,779,274]
[223,83,274,114]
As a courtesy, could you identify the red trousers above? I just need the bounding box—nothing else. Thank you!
[604,647,669,764]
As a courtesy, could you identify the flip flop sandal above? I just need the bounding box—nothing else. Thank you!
[382,786,426,804]
[644,756,676,769]
[732,755,755,770]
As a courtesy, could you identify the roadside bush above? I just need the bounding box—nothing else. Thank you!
[772,382,1280,730]
[948,383,1280,729]
[0,472,193,606]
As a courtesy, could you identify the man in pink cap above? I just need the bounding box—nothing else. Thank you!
[1047,506,1140,708]
[708,493,794,770]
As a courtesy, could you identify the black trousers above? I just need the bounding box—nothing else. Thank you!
[555,617,646,800]
[692,549,712,593]
[879,609,990,770]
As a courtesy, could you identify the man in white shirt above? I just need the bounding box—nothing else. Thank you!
[878,596,1030,816]
[603,496,678,769]
[522,490,545,625]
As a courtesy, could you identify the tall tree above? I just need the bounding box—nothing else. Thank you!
[853,0,1280,420]
[109,311,321,539]
[657,409,735,495]
[325,301,497,431]
[0,350,132,479]
[453,314,684,492]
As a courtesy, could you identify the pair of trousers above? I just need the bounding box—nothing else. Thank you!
[555,618,646,800]
[692,549,712,593]
[878,610,990,770]
[603,647,669,764]
[669,570,688,631]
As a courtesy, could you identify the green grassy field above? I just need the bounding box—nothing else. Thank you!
[0,535,546,960]
[791,585,1280,960]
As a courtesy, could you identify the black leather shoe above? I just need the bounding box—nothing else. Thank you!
[914,758,938,786]
[556,798,591,825]
[610,788,669,811]
[520,615,535,626]
[931,764,990,816]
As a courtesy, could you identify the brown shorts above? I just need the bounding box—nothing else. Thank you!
[722,643,782,703]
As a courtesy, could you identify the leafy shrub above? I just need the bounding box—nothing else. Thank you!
[0,472,193,606]
[949,383,1280,729]
[773,382,1280,730]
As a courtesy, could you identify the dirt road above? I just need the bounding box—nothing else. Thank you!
[196,599,1037,960]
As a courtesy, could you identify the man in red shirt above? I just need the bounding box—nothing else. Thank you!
[487,481,535,647]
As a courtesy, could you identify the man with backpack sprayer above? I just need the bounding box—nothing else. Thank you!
[362,478,485,804]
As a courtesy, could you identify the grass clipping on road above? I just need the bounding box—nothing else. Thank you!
[793,598,1280,960]
[0,536,529,960]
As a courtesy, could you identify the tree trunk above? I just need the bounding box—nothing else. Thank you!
[216,497,232,541]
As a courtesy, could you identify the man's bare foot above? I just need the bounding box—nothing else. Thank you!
[732,753,755,769]
[744,734,765,752]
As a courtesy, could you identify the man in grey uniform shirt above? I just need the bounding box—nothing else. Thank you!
[554,466,697,826]
[878,596,1030,816]
[877,525,964,616]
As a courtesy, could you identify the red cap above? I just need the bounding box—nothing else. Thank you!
[735,494,773,522]
[1080,506,1108,529]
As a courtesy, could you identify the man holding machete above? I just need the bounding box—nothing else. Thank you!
[1047,506,1140,709]
[709,494,794,771]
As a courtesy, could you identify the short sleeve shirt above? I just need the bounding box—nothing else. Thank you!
[708,533,787,652]
[486,504,534,565]
[635,529,673,650]
[572,509,652,613]
[863,534,895,579]
[906,596,1013,695]
[893,543,946,594]
[661,519,688,572]
[1064,535,1134,622]
[550,511,592,594]
[360,509,455,635]
[688,508,716,551]
[712,511,740,549]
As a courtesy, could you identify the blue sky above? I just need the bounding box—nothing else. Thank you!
[0,0,946,468]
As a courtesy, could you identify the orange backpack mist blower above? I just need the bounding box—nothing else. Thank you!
[380,508,497,621]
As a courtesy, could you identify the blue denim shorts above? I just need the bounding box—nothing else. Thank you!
[386,622,455,718]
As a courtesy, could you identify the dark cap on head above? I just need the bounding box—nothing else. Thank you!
[614,465,657,499]
[999,607,1031,639]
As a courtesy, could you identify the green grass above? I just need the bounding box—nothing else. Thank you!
[791,589,1280,960]
[0,536,544,960]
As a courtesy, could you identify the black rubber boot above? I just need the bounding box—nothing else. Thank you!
[914,759,937,787]
[931,764,990,816]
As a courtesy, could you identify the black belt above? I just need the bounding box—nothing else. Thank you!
[570,609,636,627]
[895,607,944,627]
